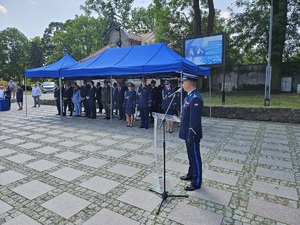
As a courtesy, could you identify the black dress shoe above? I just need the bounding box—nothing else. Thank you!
[180,175,192,181]
[184,183,201,191]
[139,126,145,128]
[118,118,123,120]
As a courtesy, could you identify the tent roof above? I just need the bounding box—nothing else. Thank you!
[25,54,77,78]
[61,43,210,79]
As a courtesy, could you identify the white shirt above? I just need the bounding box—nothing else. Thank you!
[32,87,42,96]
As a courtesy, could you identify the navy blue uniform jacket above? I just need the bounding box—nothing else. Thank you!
[179,89,203,141]
[136,86,152,109]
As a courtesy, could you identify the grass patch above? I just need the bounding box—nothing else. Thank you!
[201,91,300,108]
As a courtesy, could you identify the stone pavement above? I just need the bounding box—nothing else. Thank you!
[0,103,299,225]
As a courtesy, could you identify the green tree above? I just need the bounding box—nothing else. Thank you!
[127,6,155,34]
[228,0,299,92]
[0,28,29,84]
[29,37,44,68]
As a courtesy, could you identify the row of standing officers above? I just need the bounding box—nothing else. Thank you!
[54,78,186,128]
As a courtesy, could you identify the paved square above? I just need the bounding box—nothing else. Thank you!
[0,105,299,225]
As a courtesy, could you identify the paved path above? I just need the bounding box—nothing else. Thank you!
[0,102,299,225]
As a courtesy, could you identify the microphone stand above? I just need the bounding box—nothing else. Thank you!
[150,91,188,215]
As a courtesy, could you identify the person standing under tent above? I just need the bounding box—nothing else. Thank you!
[136,78,152,129]
[96,82,103,113]
[16,83,23,110]
[150,80,160,123]
[32,83,42,108]
[101,80,111,119]
[63,82,73,116]
[72,84,81,117]
[124,82,136,127]
[54,82,64,115]
[81,80,90,117]
[114,81,127,120]
[87,80,97,119]
[179,74,203,191]
[162,80,176,133]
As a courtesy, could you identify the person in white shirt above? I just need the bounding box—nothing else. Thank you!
[8,80,16,99]
[32,83,42,107]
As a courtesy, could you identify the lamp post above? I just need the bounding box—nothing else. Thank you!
[264,0,273,106]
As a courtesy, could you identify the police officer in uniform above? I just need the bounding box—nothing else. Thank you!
[102,80,111,119]
[54,82,64,115]
[87,80,97,119]
[81,80,90,117]
[63,82,73,116]
[179,74,203,191]
[136,78,152,129]
[150,80,160,123]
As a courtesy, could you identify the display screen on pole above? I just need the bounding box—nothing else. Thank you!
[184,33,224,66]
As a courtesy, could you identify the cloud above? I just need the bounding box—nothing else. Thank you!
[220,11,230,20]
[0,4,8,15]
[29,1,37,5]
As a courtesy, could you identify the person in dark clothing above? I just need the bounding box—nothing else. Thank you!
[54,82,64,115]
[81,80,90,117]
[63,82,73,116]
[114,81,127,120]
[96,82,103,113]
[150,80,160,123]
[101,80,111,119]
[87,80,97,119]
[157,79,164,113]
[16,83,23,110]
[162,80,175,133]
[136,78,152,129]
[124,82,136,127]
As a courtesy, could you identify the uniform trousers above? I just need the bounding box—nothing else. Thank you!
[140,107,150,128]
[185,139,202,187]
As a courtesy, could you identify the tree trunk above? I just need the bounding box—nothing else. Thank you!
[270,0,287,92]
[207,0,215,34]
[193,0,201,35]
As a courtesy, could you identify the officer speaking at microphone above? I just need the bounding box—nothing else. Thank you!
[179,74,203,191]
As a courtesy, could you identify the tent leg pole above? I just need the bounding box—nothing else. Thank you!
[110,76,112,126]
[209,75,212,121]
[25,77,27,116]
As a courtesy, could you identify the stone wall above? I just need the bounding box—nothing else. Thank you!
[203,106,300,123]
[211,62,300,92]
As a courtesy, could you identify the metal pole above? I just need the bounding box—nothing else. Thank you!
[25,76,27,116]
[209,75,212,120]
[222,32,226,105]
[264,0,273,106]
[110,75,112,126]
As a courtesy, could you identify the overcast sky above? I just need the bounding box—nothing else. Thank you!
[0,0,237,39]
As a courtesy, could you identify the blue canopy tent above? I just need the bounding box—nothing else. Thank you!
[25,53,78,116]
[60,43,210,79]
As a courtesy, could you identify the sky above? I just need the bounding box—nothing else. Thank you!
[0,0,237,39]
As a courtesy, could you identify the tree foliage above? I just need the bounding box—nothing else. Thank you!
[127,6,155,34]
[0,28,29,83]
[29,37,44,68]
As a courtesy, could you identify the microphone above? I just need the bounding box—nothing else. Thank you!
[168,88,182,98]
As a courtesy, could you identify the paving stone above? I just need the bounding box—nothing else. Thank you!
[42,137,62,143]
[55,151,82,160]
[248,198,300,225]
[35,146,60,154]
[203,170,239,186]
[78,144,102,152]
[166,161,189,173]
[42,192,90,219]
[4,138,26,145]
[0,165,5,170]
[78,157,108,168]
[210,159,244,171]
[101,149,128,158]
[261,143,289,151]
[0,200,13,214]
[6,153,35,163]
[0,170,26,185]
[12,180,55,200]
[260,149,291,159]
[97,139,118,146]
[50,167,86,181]
[251,180,298,200]
[117,187,161,212]
[58,141,81,147]
[218,151,247,161]
[80,176,120,194]
[83,208,139,225]
[127,155,155,165]
[255,167,295,182]
[14,131,31,136]
[26,134,46,140]
[2,214,41,225]
[188,185,232,206]
[142,173,180,191]
[107,164,141,177]
[44,130,64,135]
[173,153,188,161]
[131,138,152,144]
[223,144,251,153]
[19,142,42,149]
[113,134,130,140]
[118,143,142,150]
[77,136,98,142]
[26,160,58,171]
[168,202,222,225]
[0,148,17,157]
[0,135,10,141]
[258,157,293,169]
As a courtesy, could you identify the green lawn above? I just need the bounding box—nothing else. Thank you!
[201,91,300,108]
